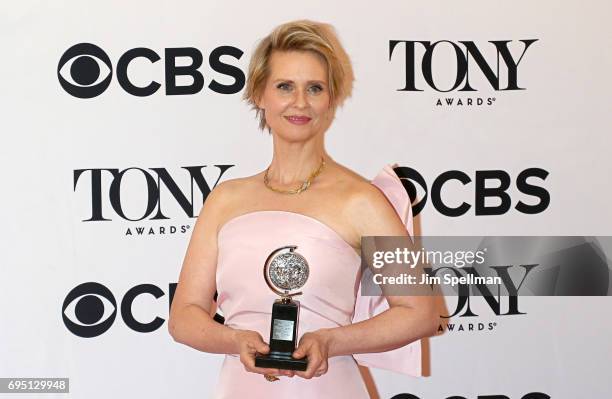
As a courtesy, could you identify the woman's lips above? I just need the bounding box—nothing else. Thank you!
[284,115,312,125]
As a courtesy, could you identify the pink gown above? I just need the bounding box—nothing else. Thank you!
[212,165,421,398]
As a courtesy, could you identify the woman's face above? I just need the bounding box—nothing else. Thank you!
[257,50,334,141]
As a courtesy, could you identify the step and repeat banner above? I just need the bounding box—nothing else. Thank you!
[1,1,610,398]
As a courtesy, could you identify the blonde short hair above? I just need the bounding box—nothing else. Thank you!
[243,20,354,130]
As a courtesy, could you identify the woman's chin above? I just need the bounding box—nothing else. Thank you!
[272,127,320,142]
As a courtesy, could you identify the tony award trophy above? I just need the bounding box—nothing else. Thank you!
[255,245,309,371]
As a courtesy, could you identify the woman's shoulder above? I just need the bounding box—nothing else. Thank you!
[203,172,269,225]
[328,162,387,203]
[210,172,262,199]
[330,162,406,235]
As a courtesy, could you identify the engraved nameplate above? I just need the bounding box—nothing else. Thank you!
[272,319,295,341]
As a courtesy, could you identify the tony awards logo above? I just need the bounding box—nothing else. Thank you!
[255,245,309,371]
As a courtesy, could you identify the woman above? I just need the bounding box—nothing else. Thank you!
[169,20,438,398]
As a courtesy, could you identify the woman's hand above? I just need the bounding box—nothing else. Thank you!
[292,329,332,379]
[233,329,294,378]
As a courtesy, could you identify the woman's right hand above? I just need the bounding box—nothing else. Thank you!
[233,329,295,378]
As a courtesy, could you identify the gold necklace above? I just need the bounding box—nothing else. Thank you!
[263,157,326,194]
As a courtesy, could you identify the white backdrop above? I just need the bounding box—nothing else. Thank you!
[1,1,611,398]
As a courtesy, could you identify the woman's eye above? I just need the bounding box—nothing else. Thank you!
[308,85,323,94]
[277,83,292,91]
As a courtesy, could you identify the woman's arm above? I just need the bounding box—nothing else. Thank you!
[320,298,437,358]
[168,182,239,354]
[293,182,438,378]
[168,181,291,377]
[326,182,438,356]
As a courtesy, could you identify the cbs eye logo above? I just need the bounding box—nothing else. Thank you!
[57,43,113,99]
[62,282,117,338]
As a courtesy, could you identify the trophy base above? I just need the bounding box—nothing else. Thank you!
[255,352,308,371]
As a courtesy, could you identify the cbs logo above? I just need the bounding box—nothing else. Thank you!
[57,42,244,99]
[62,282,176,337]
[393,166,549,217]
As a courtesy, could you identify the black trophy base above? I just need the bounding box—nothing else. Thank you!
[255,352,308,371]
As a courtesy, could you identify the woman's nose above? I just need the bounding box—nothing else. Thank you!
[292,88,308,108]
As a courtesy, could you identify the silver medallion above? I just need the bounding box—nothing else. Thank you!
[264,245,310,297]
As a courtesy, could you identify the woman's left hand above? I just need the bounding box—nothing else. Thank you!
[292,329,332,379]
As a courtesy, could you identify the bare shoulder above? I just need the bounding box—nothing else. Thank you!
[345,179,392,216]
[327,161,369,184]
[209,170,267,202]
[208,175,251,202]
[327,161,385,203]
[198,175,258,227]
[335,166,407,237]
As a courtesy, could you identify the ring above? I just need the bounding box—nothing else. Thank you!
[264,374,279,382]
